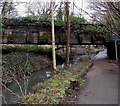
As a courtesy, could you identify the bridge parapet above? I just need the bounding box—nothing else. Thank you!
[2,22,106,45]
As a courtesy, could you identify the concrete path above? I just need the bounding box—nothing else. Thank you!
[76,59,118,104]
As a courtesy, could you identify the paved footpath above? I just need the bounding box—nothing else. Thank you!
[76,59,119,104]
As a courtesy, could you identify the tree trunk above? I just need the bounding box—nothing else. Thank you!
[65,1,70,67]
[51,0,57,73]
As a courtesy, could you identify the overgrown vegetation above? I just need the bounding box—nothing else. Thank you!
[71,21,111,41]
[2,52,52,85]
[25,62,93,104]
[2,45,64,64]
[39,33,50,43]
[2,16,111,41]
[2,45,53,84]
[2,45,52,54]
[2,45,65,85]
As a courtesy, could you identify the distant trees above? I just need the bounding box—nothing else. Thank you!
[25,1,58,20]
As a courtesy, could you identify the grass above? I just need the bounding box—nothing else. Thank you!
[25,62,93,104]
[2,45,52,55]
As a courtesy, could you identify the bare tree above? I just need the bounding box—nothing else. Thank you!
[25,1,58,20]
[89,2,120,36]
[0,0,17,17]
[2,52,30,104]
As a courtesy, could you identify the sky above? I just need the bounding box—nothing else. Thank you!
[12,0,91,20]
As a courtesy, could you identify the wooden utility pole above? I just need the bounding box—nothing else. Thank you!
[51,0,57,73]
[65,1,70,66]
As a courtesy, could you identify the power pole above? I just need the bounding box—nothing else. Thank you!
[51,0,57,73]
[65,1,70,66]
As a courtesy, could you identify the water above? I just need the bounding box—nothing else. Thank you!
[2,49,107,104]
[2,67,53,104]
[70,53,96,65]
[91,49,108,61]
[2,54,89,104]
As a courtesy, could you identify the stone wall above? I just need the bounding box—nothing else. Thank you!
[2,25,52,43]
[3,25,78,44]
[3,25,94,44]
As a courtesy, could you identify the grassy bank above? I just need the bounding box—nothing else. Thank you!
[2,45,53,85]
[2,45,52,55]
[25,62,93,104]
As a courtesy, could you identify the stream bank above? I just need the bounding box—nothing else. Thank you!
[24,62,93,104]
[2,45,64,104]
[2,45,98,104]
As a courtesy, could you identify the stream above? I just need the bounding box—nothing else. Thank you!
[2,67,53,104]
[2,48,102,104]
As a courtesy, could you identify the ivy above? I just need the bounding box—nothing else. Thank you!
[2,16,111,40]
[2,17,51,27]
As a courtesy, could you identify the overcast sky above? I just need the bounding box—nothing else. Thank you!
[13,0,91,20]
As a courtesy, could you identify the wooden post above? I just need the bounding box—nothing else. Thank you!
[51,0,57,73]
[65,1,70,66]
